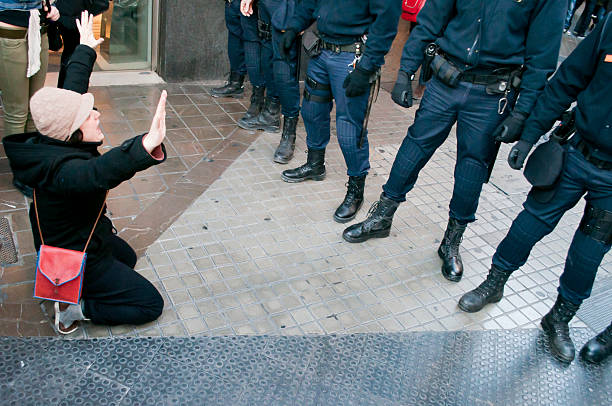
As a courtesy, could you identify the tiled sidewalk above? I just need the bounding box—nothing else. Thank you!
[113,89,609,339]
[1,35,609,338]
[3,84,603,339]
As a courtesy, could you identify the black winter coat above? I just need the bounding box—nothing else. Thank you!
[2,44,166,279]
[57,0,109,31]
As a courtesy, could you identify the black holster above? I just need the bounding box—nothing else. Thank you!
[420,43,438,83]
[302,31,321,58]
[257,19,272,41]
[430,54,462,87]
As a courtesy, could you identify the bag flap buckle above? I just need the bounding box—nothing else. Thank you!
[38,245,86,286]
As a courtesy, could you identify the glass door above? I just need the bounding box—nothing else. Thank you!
[96,0,153,70]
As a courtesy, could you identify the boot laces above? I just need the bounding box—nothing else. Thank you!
[362,200,386,231]
[343,180,360,203]
[472,270,506,298]
[556,300,579,322]
[442,223,465,257]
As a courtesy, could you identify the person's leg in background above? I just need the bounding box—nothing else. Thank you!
[548,166,612,362]
[0,31,48,197]
[587,3,607,34]
[271,26,301,164]
[325,50,372,223]
[567,0,586,33]
[81,235,164,326]
[27,33,48,133]
[565,0,579,31]
[438,83,515,282]
[212,0,247,98]
[458,145,612,363]
[237,6,266,126]
[574,0,597,37]
[0,31,48,136]
[343,76,459,243]
[459,148,588,315]
[57,27,79,88]
[281,51,331,183]
[238,1,280,132]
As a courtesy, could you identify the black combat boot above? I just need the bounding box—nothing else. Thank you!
[458,265,513,313]
[237,86,265,129]
[580,321,612,364]
[438,218,468,282]
[254,96,281,132]
[342,193,399,243]
[541,295,581,363]
[211,72,245,98]
[281,148,326,183]
[334,175,366,223]
[273,116,298,164]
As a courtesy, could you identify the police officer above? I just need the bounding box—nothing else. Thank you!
[459,14,612,364]
[212,0,265,102]
[278,0,402,223]
[240,0,301,164]
[238,0,281,137]
[343,0,565,283]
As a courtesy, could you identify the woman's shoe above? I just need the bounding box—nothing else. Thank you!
[54,302,80,335]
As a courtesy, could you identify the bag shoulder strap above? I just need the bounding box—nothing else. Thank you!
[33,189,108,252]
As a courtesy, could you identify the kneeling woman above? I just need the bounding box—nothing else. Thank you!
[3,11,167,334]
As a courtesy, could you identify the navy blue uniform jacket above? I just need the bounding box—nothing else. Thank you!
[287,0,402,72]
[522,14,612,160]
[401,0,565,114]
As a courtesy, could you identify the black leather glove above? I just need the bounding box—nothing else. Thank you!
[391,70,413,108]
[507,140,534,170]
[343,66,373,97]
[279,29,298,61]
[493,111,528,143]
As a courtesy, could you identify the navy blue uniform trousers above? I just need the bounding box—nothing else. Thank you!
[383,76,515,223]
[493,143,612,305]
[255,0,279,97]
[272,27,300,117]
[302,49,370,176]
[225,0,264,87]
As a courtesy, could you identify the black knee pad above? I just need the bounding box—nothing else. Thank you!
[579,204,612,245]
[303,88,332,103]
[304,76,332,103]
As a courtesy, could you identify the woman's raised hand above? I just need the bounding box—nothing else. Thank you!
[76,10,104,49]
[143,90,168,154]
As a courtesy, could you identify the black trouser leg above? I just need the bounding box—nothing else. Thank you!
[82,236,163,326]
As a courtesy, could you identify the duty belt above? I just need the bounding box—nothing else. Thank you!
[572,138,612,170]
[461,71,514,86]
[320,40,363,55]
[0,25,47,39]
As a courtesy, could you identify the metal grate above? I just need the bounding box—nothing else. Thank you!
[0,217,18,264]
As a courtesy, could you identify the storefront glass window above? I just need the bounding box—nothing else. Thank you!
[97,0,152,70]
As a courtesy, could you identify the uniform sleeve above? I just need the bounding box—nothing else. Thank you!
[521,17,604,145]
[286,0,317,32]
[61,45,96,94]
[356,0,402,72]
[399,0,456,74]
[513,0,565,114]
[51,134,167,194]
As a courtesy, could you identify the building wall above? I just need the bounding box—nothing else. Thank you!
[158,0,228,82]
